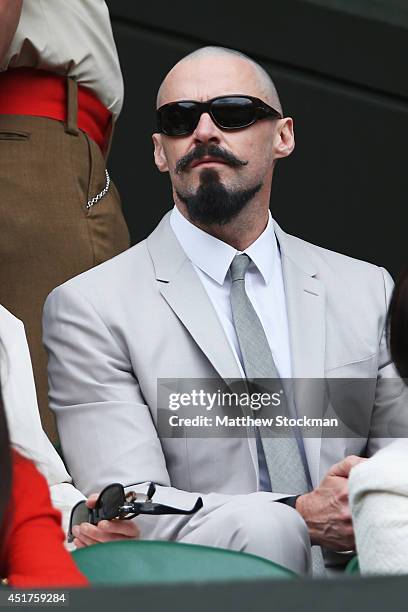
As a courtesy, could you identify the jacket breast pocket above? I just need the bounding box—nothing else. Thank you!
[324,354,378,438]
[325,353,378,378]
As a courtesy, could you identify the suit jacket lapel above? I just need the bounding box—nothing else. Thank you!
[147,212,242,382]
[275,223,326,488]
[147,213,259,477]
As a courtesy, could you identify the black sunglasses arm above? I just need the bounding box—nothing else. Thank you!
[257,105,282,120]
[125,497,203,517]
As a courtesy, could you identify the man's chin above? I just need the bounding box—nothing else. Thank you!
[175,177,262,226]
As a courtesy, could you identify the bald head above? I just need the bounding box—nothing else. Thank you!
[156,46,282,114]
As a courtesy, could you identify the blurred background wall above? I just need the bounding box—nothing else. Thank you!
[106,0,408,278]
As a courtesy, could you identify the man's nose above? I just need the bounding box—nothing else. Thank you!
[192,112,221,144]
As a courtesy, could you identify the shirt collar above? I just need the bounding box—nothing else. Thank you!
[170,206,278,286]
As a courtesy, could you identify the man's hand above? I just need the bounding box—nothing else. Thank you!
[296,455,367,551]
[72,493,140,549]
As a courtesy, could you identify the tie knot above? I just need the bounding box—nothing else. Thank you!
[230,253,251,282]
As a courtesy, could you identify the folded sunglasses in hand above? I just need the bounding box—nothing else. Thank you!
[68,482,203,543]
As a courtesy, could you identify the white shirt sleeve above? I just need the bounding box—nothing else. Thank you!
[349,438,408,575]
[0,305,85,539]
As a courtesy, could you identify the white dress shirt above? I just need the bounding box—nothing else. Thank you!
[170,206,292,378]
[1,0,124,119]
[170,206,293,490]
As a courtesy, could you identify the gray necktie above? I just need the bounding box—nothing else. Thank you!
[229,253,324,575]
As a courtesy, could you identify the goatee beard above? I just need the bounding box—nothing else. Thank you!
[176,169,262,226]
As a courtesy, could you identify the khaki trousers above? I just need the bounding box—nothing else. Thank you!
[0,83,130,442]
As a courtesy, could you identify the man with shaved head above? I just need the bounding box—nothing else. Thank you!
[43,46,403,576]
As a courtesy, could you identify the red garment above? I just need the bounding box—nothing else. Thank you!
[3,451,88,587]
[0,68,112,152]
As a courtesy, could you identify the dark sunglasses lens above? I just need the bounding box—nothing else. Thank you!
[70,501,90,531]
[160,102,200,136]
[211,97,256,128]
[99,484,125,519]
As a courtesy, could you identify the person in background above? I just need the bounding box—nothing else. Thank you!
[0,302,84,539]
[0,0,130,442]
[0,302,140,548]
[0,394,88,587]
[350,268,408,575]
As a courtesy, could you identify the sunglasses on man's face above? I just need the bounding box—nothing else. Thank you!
[156,95,282,137]
[68,482,203,543]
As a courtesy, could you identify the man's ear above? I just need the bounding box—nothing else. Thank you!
[273,117,295,160]
[152,133,169,172]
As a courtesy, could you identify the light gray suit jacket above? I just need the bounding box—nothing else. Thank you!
[43,212,406,540]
